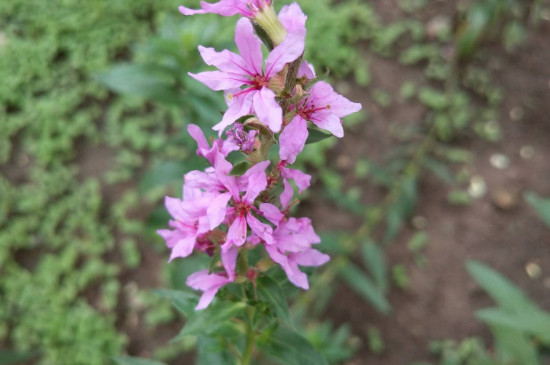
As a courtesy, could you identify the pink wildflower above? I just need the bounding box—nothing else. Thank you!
[279,81,362,164]
[179,0,271,18]
[189,18,304,133]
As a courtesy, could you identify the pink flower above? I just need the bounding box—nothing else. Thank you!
[279,81,362,163]
[278,163,311,208]
[179,0,271,18]
[189,18,304,133]
[259,203,329,289]
[188,124,238,165]
[186,270,233,310]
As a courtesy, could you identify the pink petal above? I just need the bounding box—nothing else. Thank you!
[289,249,330,267]
[253,87,282,132]
[169,235,197,261]
[197,45,249,75]
[165,196,186,221]
[227,215,247,246]
[206,192,232,229]
[188,71,248,91]
[278,3,307,36]
[235,18,263,76]
[188,124,210,151]
[246,213,273,245]
[214,92,254,134]
[298,60,316,79]
[259,203,284,225]
[221,245,239,280]
[265,246,308,289]
[310,81,362,118]
[312,110,344,138]
[186,269,232,310]
[280,179,293,209]
[265,31,305,77]
[243,171,267,203]
[279,115,308,164]
[281,167,311,193]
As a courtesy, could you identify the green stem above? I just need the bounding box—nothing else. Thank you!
[241,304,256,365]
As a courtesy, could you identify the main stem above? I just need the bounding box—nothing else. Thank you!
[241,304,256,365]
[239,253,256,365]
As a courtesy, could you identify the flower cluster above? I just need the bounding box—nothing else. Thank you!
[159,0,361,309]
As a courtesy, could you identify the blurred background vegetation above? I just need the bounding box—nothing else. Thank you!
[0,0,549,364]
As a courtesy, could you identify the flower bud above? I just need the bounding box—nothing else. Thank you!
[254,4,287,46]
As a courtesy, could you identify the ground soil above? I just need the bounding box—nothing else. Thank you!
[315,3,550,364]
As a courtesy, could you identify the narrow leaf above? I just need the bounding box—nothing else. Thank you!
[305,128,332,144]
[173,301,246,339]
[257,274,292,325]
[339,263,391,314]
[360,240,388,292]
[466,260,537,313]
[524,191,550,228]
[259,326,328,365]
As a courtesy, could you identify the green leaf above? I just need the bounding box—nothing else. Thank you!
[491,326,539,365]
[229,161,250,176]
[384,176,418,243]
[339,263,391,314]
[195,337,234,365]
[524,191,550,228]
[96,64,182,105]
[466,261,537,313]
[113,356,167,365]
[476,308,550,344]
[259,326,328,365]
[360,240,388,292]
[173,301,246,339]
[257,274,292,325]
[152,289,198,318]
[306,128,332,144]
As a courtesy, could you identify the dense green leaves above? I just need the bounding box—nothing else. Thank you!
[257,274,292,325]
[173,301,246,339]
[259,326,328,365]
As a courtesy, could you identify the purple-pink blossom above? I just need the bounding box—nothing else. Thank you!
[179,0,271,18]
[279,81,362,164]
[189,17,304,133]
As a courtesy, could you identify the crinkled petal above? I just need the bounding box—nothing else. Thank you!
[247,213,273,245]
[310,81,362,118]
[186,269,232,310]
[188,71,248,91]
[221,245,239,280]
[253,87,282,132]
[238,160,270,190]
[197,45,249,75]
[265,32,304,77]
[279,115,308,164]
[311,110,344,138]
[165,196,187,221]
[188,124,210,152]
[281,167,311,193]
[179,0,242,17]
[280,178,293,209]
[289,249,330,267]
[243,170,267,203]
[214,91,254,134]
[278,3,307,40]
[297,60,316,79]
[259,203,284,225]
[227,215,247,246]
[235,18,263,76]
[169,235,197,261]
[207,192,232,229]
[265,246,308,289]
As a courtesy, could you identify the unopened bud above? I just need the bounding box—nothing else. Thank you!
[254,5,287,46]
